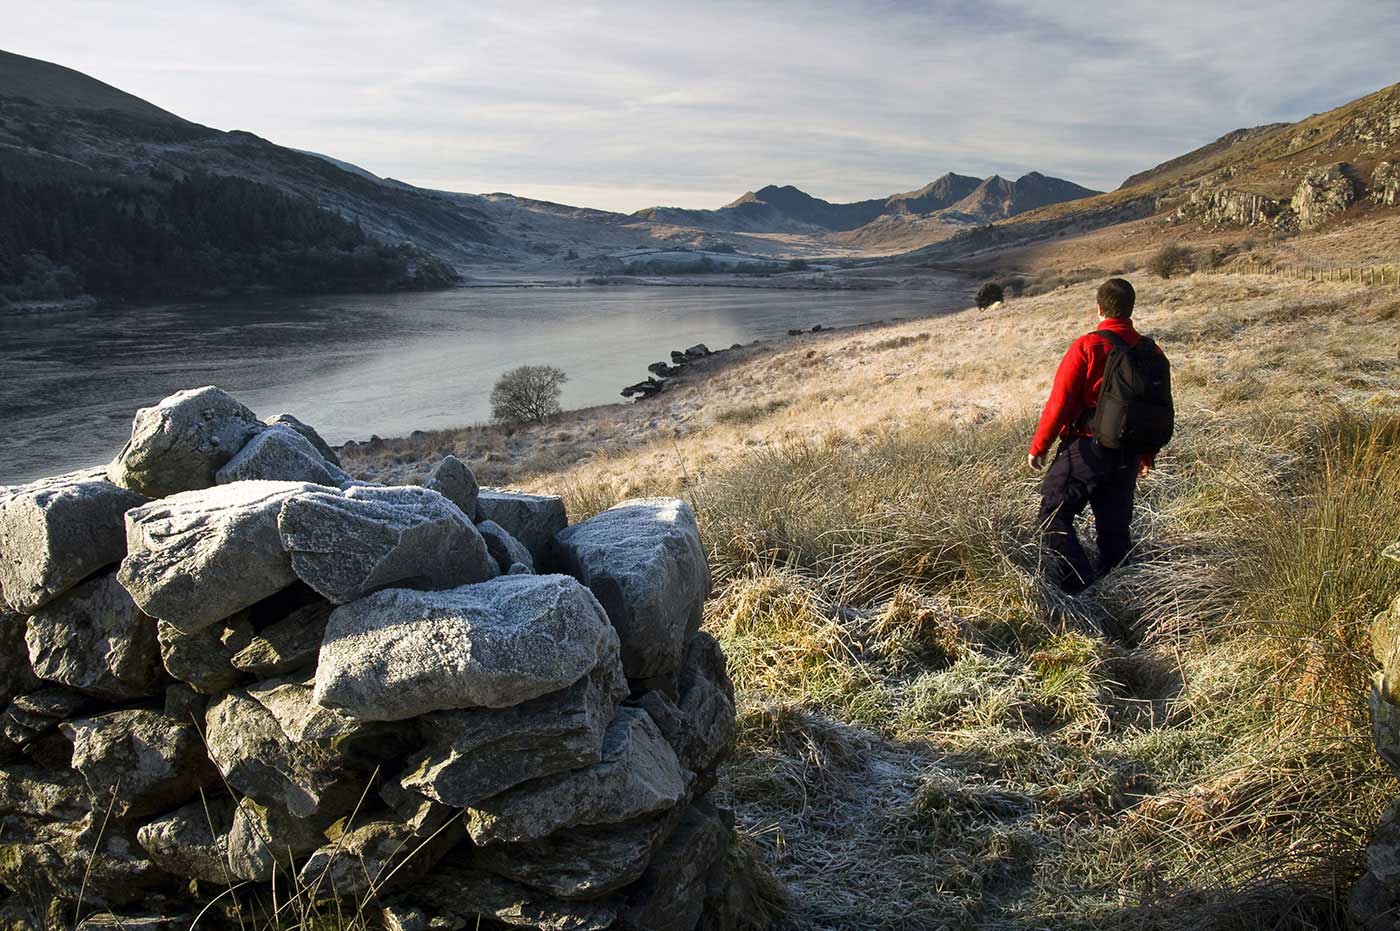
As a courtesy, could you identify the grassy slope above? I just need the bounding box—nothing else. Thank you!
[344,270,1400,930]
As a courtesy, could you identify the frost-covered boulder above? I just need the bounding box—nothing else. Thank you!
[314,574,616,721]
[264,413,342,467]
[278,485,497,603]
[476,490,567,566]
[108,386,265,497]
[555,498,711,679]
[215,424,352,487]
[118,481,315,632]
[478,519,534,575]
[465,707,689,846]
[25,571,162,700]
[425,455,479,518]
[400,629,627,807]
[0,469,146,613]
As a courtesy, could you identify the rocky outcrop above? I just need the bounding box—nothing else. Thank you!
[1290,163,1358,231]
[1175,184,1288,230]
[1372,161,1400,208]
[0,386,764,930]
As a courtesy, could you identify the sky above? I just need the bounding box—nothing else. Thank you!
[6,1,1400,213]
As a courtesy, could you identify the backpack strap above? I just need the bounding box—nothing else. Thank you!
[1093,329,1129,352]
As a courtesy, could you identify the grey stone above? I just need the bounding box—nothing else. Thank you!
[425,455,479,519]
[400,629,626,806]
[230,600,332,677]
[616,802,731,931]
[298,815,465,898]
[0,814,166,907]
[0,470,146,613]
[226,796,329,882]
[0,612,39,706]
[163,683,205,722]
[2,686,89,748]
[476,490,567,566]
[203,689,369,819]
[246,674,367,742]
[314,573,615,721]
[1291,163,1358,230]
[25,572,162,700]
[278,485,497,604]
[645,632,736,784]
[215,424,353,487]
[0,760,90,819]
[404,857,619,931]
[555,498,711,679]
[478,520,535,575]
[465,707,689,846]
[473,804,685,900]
[156,615,254,694]
[135,795,236,884]
[264,413,342,467]
[119,481,316,632]
[107,386,264,497]
[62,708,216,819]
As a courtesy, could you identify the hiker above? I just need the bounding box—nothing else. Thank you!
[1028,278,1173,594]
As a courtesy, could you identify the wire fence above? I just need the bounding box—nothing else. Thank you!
[1206,261,1400,287]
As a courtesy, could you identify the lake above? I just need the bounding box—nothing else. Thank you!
[0,283,963,484]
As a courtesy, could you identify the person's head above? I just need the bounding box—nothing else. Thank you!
[1096,278,1135,319]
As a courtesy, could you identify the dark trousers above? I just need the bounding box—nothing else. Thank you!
[1037,436,1138,593]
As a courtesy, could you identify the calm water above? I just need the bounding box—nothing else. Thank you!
[0,284,960,484]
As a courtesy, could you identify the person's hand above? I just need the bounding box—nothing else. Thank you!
[1028,452,1047,472]
[1138,461,1151,478]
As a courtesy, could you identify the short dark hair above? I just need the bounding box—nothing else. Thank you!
[1097,278,1135,318]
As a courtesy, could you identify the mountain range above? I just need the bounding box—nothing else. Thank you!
[2,46,1398,307]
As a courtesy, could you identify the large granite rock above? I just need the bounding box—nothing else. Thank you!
[424,455,479,519]
[135,796,236,884]
[475,490,567,566]
[225,796,329,882]
[278,485,497,604]
[230,600,332,677]
[264,413,342,467]
[203,690,367,819]
[638,632,736,787]
[0,470,146,613]
[215,424,352,487]
[555,498,711,679]
[465,707,689,846]
[400,629,627,807]
[0,612,40,706]
[119,481,316,632]
[472,804,685,900]
[156,616,254,694]
[25,572,162,701]
[402,857,619,931]
[62,709,216,819]
[107,386,264,497]
[615,801,731,931]
[314,574,616,721]
[478,520,535,575]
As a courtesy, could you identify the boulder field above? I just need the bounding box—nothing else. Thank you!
[0,387,765,931]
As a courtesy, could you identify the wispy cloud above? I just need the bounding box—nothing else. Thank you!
[6,0,1398,212]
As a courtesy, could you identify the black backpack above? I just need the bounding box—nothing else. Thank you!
[1088,331,1174,452]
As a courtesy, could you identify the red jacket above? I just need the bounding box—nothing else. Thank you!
[1030,317,1156,467]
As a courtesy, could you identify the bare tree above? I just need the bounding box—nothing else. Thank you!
[490,365,568,423]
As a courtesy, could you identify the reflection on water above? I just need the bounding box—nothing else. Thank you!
[0,284,961,484]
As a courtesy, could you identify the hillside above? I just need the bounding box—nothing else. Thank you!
[343,265,1400,929]
[896,82,1400,267]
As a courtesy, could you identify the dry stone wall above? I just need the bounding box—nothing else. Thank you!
[0,386,765,931]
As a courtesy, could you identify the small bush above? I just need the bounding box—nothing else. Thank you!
[976,282,1005,309]
[1148,242,1196,279]
[490,365,567,424]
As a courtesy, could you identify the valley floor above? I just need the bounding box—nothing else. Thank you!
[344,271,1400,930]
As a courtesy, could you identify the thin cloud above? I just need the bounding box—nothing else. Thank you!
[5,0,1397,212]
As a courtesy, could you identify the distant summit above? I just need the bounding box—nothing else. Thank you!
[0,49,188,124]
[632,171,1100,235]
